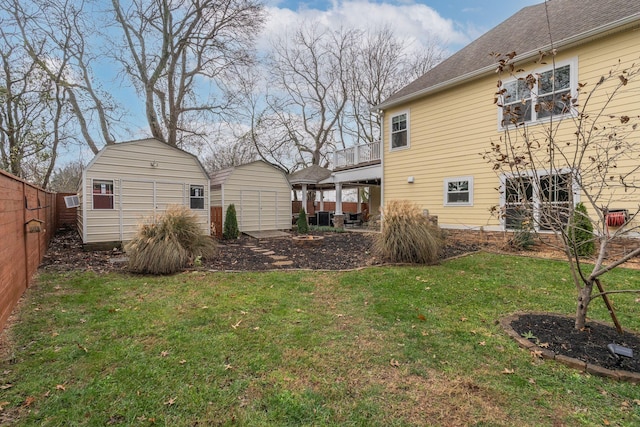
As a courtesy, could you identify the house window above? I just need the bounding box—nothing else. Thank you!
[190,185,205,209]
[391,112,408,149]
[444,177,473,206]
[503,172,573,231]
[500,62,574,127]
[93,179,114,209]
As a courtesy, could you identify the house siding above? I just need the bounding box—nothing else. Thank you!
[383,29,640,231]
[82,139,210,244]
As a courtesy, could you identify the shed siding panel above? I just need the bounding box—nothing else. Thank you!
[82,139,210,244]
[212,161,292,232]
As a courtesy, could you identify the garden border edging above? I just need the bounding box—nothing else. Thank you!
[500,312,640,383]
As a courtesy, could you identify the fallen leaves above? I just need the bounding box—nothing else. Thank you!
[164,397,176,406]
[389,359,400,368]
[56,384,66,391]
[231,320,242,329]
[502,368,515,375]
[0,401,10,411]
[23,396,35,407]
[0,384,12,390]
[160,351,169,357]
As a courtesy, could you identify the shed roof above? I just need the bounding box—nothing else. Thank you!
[85,137,209,177]
[379,0,640,109]
[209,160,288,188]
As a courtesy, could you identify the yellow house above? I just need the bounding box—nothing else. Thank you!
[377,0,640,235]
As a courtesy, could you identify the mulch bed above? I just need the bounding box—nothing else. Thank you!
[510,313,640,375]
[40,228,479,272]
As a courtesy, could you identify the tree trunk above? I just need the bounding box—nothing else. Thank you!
[574,283,593,330]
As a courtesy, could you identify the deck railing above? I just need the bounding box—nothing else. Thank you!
[333,141,381,169]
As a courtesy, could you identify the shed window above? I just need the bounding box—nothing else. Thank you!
[190,185,205,209]
[93,179,114,209]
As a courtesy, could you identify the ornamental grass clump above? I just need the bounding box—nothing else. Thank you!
[376,200,443,264]
[126,205,216,274]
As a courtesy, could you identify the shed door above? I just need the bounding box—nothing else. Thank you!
[120,180,186,241]
[239,190,278,231]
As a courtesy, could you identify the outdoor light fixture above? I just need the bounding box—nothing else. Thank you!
[150,161,159,167]
[407,176,414,183]
[607,343,634,359]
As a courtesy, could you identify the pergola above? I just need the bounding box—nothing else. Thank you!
[288,163,381,228]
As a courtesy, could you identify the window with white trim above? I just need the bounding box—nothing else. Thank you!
[500,61,575,127]
[190,185,205,209]
[92,179,114,209]
[503,171,574,231]
[390,112,408,149]
[444,177,473,206]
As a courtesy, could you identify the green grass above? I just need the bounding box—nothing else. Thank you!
[1,253,640,426]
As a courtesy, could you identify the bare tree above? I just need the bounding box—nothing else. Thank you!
[109,0,264,148]
[267,24,357,168]
[484,51,640,330]
[347,26,445,145]
[220,69,295,173]
[0,16,72,187]
[49,160,84,192]
[3,0,119,156]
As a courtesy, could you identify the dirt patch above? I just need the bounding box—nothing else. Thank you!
[508,313,640,375]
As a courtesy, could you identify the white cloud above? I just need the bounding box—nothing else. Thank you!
[260,0,472,52]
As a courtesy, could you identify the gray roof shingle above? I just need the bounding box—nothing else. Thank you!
[287,165,332,185]
[379,0,640,108]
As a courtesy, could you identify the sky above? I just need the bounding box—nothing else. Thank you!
[262,0,541,51]
[62,0,542,165]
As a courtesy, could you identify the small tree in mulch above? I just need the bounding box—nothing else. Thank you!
[126,205,216,275]
[484,50,640,331]
[296,208,309,234]
[223,204,239,240]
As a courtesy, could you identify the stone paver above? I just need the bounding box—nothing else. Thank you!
[272,260,294,266]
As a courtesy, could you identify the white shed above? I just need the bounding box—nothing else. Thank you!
[210,161,291,233]
[78,138,210,247]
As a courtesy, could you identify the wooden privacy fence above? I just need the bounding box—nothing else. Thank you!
[0,170,57,331]
[210,206,223,238]
[56,192,77,228]
[292,201,369,217]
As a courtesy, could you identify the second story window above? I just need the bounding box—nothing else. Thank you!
[391,112,408,150]
[500,61,575,127]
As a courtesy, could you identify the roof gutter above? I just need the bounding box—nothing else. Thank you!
[375,15,640,111]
